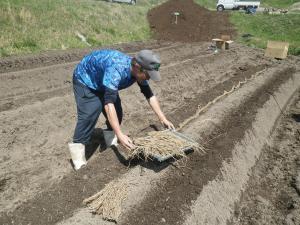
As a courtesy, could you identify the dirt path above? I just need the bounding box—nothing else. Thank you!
[0,41,299,225]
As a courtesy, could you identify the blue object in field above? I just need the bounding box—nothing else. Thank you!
[246,6,257,14]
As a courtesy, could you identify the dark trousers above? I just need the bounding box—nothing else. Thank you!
[72,79,123,144]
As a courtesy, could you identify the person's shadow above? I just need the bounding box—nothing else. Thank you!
[292,113,300,122]
[111,144,182,173]
[85,128,107,160]
[111,123,191,173]
[84,124,190,173]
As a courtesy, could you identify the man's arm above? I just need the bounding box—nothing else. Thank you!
[147,96,175,130]
[138,82,174,130]
[104,103,134,149]
[103,67,134,149]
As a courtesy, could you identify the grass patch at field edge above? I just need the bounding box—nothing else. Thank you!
[230,12,300,56]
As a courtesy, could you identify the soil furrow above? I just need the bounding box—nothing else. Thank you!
[0,41,174,74]
[121,67,296,225]
[1,40,298,225]
[56,68,299,225]
[0,59,273,225]
[0,43,212,112]
[0,1,299,223]
[182,73,300,225]
[0,44,259,113]
[231,92,300,225]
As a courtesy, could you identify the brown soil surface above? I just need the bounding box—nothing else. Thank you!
[0,40,171,74]
[0,43,262,224]
[148,0,236,42]
[0,4,299,225]
[0,40,295,224]
[232,92,300,225]
[122,67,295,225]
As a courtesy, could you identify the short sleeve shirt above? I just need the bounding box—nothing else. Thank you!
[73,49,149,91]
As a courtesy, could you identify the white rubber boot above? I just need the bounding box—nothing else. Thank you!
[103,130,118,147]
[68,143,87,170]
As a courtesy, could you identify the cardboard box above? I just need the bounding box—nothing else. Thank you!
[265,41,289,59]
[212,37,234,50]
[221,35,231,41]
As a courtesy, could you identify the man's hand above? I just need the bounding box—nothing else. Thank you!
[105,103,135,149]
[117,132,135,149]
[148,96,175,130]
[160,118,175,130]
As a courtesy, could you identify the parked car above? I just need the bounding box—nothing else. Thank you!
[216,0,260,11]
[108,0,136,5]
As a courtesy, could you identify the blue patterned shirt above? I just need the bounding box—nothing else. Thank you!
[74,49,149,91]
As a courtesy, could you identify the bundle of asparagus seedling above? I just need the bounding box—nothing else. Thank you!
[84,130,202,221]
[128,130,202,161]
[83,179,128,222]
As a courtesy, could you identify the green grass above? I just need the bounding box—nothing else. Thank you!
[1,0,300,57]
[230,12,300,55]
[194,0,300,10]
[261,0,300,8]
[0,0,165,57]
[194,0,300,56]
[194,0,216,10]
[193,0,299,10]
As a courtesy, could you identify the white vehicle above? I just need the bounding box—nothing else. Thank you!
[216,0,260,11]
[108,0,136,5]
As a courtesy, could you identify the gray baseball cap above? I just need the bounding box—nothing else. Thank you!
[136,50,161,81]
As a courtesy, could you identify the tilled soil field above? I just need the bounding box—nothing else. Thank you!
[232,92,300,225]
[0,40,299,225]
